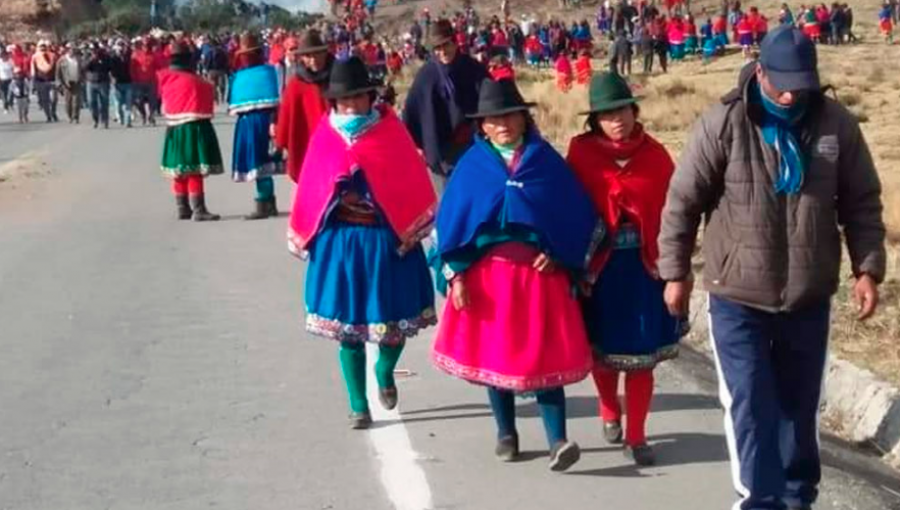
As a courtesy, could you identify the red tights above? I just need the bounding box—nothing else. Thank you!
[171,175,204,196]
[591,366,655,446]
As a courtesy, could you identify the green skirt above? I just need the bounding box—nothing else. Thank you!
[161,120,225,177]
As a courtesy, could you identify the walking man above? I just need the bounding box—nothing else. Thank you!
[403,19,487,192]
[658,26,885,510]
[85,44,112,129]
[56,44,84,124]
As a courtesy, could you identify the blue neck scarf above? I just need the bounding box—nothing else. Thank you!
[329,108,381,141]
[754,83,809,195]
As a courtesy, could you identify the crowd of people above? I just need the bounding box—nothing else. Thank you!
[1,0,893,126]
[1,2,892,509]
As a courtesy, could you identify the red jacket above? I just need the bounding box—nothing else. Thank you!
[276,75,328,182]
[130,50,158,84]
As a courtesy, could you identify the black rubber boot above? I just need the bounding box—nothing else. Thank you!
[175,195,192,220]
[190,194,220,222]
[265,197,279,218]
[244,200,269,221]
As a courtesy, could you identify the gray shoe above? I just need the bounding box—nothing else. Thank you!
[624,443,656,466]
[495,435,519,462]
[603,420,623,445]
[549,441,581,472]
[350,411,372,430]
[244,200,269,221]
[265,197,279,217]
[378,386,398,411]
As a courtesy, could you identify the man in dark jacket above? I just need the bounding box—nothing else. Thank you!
[85,44,113,129]
[403,19,487,193]
[110,42,133,127]
[658,26,885,510]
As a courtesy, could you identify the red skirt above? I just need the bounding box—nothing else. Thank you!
[432,243,592,391]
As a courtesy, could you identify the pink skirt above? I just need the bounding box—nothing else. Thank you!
[432,243,593,392]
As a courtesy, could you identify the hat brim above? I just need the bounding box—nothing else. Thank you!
[429,36,454,49]
[235,46,263,56]
[323,85,379,100]
[579,97,641,115]
[467,103,537,119]
[765,69,820,92]
[294,45,329,55]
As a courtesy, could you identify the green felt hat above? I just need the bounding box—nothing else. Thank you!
[580,72,640,115]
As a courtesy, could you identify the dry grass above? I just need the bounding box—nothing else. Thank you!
[389,0,900,384]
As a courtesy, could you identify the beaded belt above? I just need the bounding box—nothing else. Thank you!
[335,206,378,226]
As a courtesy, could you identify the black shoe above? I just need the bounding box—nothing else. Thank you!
[495,435,519,462]
[549,441,581,472]
[265,197,279,217]
[787,506,812,510]
[378,386,398,410]
[602,420,623,445]
[175,195,192,220]
[624,443,656,466]
[243,200,269,220]
[350,411,372,430]
[190,194,221,222]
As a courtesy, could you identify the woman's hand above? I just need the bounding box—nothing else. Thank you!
[451,277,470,311]
[533,253,556,273]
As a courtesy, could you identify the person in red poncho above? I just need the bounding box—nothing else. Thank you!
[566,73,683,467]
[555,52,574,92]
[275,29,333,183]
[157,42,224,222]
[575,50,592,85]
[487,54,515,81]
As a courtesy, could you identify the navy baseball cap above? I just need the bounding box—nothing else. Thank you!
[759,26,820,92]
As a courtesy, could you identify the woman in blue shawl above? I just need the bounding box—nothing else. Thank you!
[229,33,284,220]
[431,79,604,472]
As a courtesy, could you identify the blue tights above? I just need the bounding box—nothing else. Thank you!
[487,386,567,447]
[255,177,274,201]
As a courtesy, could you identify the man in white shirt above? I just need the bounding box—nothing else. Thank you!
[0,47,14,114]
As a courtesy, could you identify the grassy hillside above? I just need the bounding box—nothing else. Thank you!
[383,0,900,385]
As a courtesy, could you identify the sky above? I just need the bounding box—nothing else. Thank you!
[266,0,329,13]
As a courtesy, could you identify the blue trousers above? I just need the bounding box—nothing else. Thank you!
[487,387,567,448]
[87,82,110,126]
[709,295,830,510]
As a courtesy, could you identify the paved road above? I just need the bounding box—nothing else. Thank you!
[1,113,898,510]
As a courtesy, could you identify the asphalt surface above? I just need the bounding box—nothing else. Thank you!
[0,111,898,510]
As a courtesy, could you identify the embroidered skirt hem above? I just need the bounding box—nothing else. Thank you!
[594,344,680,372]
[306,309,438,346]
[433,351,592,392]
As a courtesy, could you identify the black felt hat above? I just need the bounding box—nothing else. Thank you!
[467,78,537,119]
[324,56,378,99]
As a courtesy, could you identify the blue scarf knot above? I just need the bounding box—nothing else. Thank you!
[755,83,809,195]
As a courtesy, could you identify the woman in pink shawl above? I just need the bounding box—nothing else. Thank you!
[288,57,437,430]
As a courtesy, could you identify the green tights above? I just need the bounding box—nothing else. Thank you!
[339,341,405,413]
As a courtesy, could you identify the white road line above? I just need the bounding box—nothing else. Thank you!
[365,343,434,510]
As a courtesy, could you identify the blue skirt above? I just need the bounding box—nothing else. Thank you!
[232,108,284,182]
[582,247,681,371]
[305,219,437,345]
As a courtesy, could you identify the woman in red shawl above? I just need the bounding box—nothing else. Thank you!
[275,30,332,182]
[555,52,574,92]
[567,73,684,467]
[574,50,592,86]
